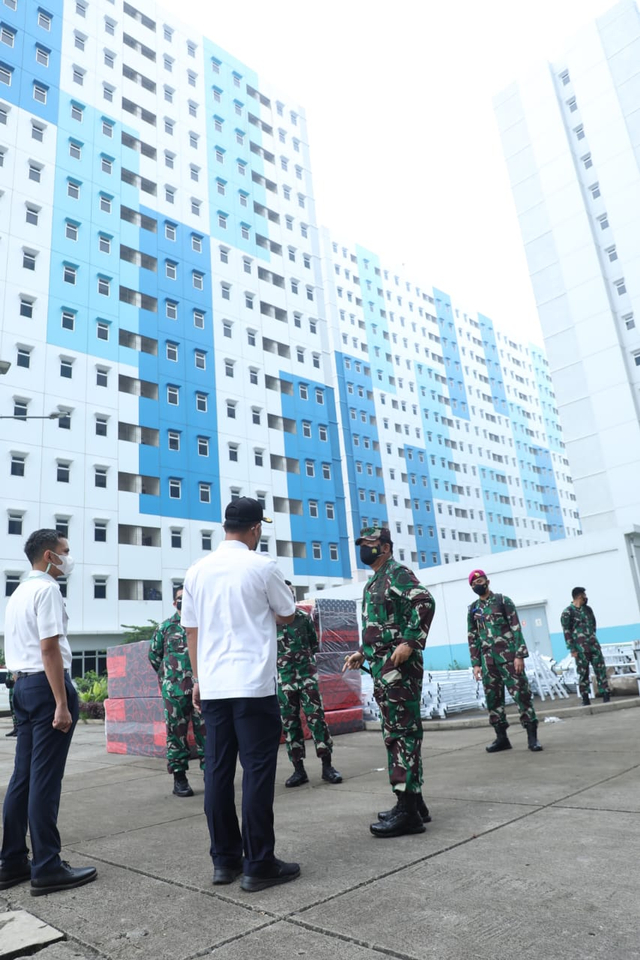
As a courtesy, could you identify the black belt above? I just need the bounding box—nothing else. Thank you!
[14,670,69,680]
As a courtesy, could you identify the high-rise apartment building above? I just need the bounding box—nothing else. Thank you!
[0,0,578,670]
[495,0,640,534]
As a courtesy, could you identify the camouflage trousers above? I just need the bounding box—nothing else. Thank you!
[372,652,423,794]
[161,682,206,775]
[278,675,333,763]
[482,654,537,728]
[574,639,609,697]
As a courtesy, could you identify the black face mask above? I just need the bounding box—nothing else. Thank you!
[360,544,381,566]
[472,584,487,596]
[175,600,182,611]
[582,596,588,606]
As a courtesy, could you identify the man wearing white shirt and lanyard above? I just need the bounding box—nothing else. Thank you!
[183,498,300,892]
[0,529,96,895]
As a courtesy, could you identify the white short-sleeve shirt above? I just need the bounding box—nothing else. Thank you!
[181,541,295,699]
[4,571,72,673]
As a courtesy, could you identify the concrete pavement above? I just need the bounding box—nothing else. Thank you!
[1,704,639,960]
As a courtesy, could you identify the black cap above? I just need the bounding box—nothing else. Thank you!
[355,525,392,546]
[224,497,273,526]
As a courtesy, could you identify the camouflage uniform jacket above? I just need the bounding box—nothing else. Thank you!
[277,609,319,683]
[148,612,195,692]
[361,558,435,663]
[560,603,597,655]
[467,592,528,668]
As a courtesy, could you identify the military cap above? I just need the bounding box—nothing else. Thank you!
[355,525,392,545]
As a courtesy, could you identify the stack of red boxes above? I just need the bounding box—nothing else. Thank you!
[105,597,363,757]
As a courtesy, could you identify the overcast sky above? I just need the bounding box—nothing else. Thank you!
[178,0,618,344]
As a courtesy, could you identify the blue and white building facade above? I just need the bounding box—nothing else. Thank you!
[0,0,579,671]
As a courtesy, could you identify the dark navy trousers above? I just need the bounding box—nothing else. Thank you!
[1,672,78,878]
[200,695,281,877]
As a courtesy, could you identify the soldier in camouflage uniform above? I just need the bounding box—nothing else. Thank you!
[344,527,435,838]
[467,569,542,754]
[148,587,205,797]
[277,582,342,788]
[561,587,610,706]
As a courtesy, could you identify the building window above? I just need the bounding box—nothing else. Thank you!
[60,358,73,378]
[597,214,609,230]
[61,311,75,331]
[94,467,107,488]
[199,482,211,503]
[169,478,181,499]
[329,544,339,561]
[615,279,627,296]
[10,455,25,477]
[305,460,315,478]
[100,194,111,212]
[8,512,23,536]
[302,421,311,438]
[94,521,107,543]
[19,298,34,318]
[166,300,177,320]
[606,245,618,262]
[197,436,209,457]
[623,313,635,331]
[170,529,182,549]
[167,384,179,404]
[65,221,78,240]
[97,276,110,296]
[574,125,585,140]
[322,463,331,480]
[23,250,37,271]
[96,367,108,387]
[228,443,238,462]
[5,574,21,597]
[96,321,109,341]
[254,449,264,467]
[589,182,601,200]
[201,531,212,551]
[63,265,76,285]
[312,543,322,560]
[326,503,335,520]
[168,430,180,451]
[94,578,107,600]
[309,500,318,518]
[315,388,324,404]
[57,461,71,483]
[193,272,204,290]
[95,416,108,437]
[196,393,208,412]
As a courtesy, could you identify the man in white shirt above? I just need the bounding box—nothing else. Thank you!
[183,498,300,892]
[0,529,96,896]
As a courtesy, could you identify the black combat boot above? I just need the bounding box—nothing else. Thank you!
[370,792,426,838]
[581,693,590,706]
[173,772,194,797]
[285,760,309,788]
[378,792,432,823]
[321,755,342,784]
[486,723,512,753]
[602,692,611,703]
[5,728,17,738]
[526,720,543,752]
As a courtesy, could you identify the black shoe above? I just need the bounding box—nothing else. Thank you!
[321,758,342,784]
[240,859,300,892]
[285,761,308,788]
[5,728,17,738]
[0,858,31,890]
[486,723,512,753]
[378,793,431,823]
[172,772,194,797]
[370,793,426,838]
[213,860,243,885]
[602,692,611,703]
[31,861,97,896]
[526,721,543,752]
[582,694,590,706]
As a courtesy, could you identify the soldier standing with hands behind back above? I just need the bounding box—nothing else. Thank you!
[561,587,610,706]
[344,526,435,839]
[467,569,542,754]
[277,581,342,788]
[149,587,205,798]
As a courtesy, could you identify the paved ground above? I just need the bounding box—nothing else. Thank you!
[1,702,639,960]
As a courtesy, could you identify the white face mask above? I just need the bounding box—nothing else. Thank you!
[48,552,75,577]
